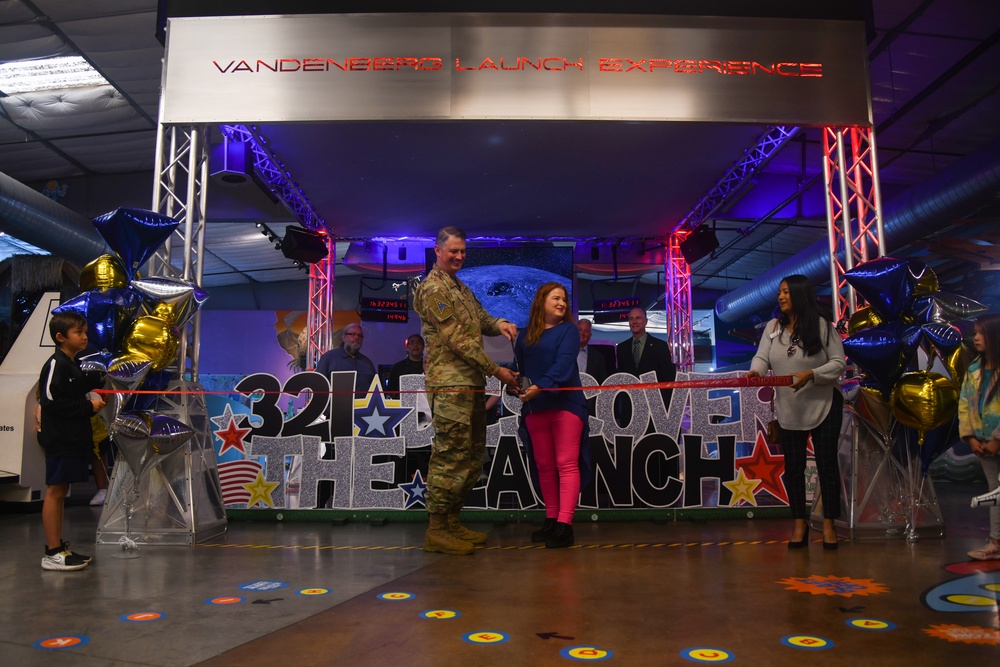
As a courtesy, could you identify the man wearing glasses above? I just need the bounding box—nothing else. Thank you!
[615,308,677,419]
[316,322,376,399]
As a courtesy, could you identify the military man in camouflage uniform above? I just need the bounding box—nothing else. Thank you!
[414,226,518,555]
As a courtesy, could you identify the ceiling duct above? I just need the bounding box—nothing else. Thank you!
[0,170,106,266]
[715,136,1000,323]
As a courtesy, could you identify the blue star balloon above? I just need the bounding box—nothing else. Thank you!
[843,257,912,321]
[92,208,179,279]
[53,288,141,352]
[843,325,906,396]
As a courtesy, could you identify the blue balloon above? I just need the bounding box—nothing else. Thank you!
[53,288,141,352]
[92,208,179,279]
[921,322,963,353]
[843,325,906,395]
[843,257,913,321]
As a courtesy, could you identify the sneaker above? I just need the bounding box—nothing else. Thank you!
[41,550,89,571]
[967,540,1000,561]
[89,489,107,506]
[61,541,92,563]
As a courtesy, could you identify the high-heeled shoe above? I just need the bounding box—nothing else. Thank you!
[822,538,839,551]
[787,532,809,549]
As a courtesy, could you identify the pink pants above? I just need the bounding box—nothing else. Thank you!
[525,409,583,525]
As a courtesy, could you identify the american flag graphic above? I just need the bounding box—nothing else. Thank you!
[218,459,264,505]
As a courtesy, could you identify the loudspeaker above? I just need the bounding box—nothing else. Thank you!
[679,226,719,264]
[280,227,329,263]
[210,140,253,185]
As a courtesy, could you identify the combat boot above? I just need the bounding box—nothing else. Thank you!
[447,511,487,545]
[424,513,475,555]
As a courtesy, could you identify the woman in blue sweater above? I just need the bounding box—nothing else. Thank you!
[515,282,588,548]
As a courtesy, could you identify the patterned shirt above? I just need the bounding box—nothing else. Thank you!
[414,265,507,388]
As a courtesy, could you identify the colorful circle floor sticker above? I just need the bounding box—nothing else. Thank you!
[463,631,510,645]
[777,574,889,597]
[420,609,461,620]
[296,588,330,596]
[377,592,414,601]
[561,645,614,661]
[780,635,833,650]
[680,647,734,663]
[120,612,165,623]
[205,596,244,605]
[846,618,896,631]
[34,636,90,650]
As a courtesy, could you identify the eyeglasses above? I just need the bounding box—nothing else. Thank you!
[344,332,364,339]
[786,335,800,357]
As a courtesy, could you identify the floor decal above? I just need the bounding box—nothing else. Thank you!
[561,645,614,661]
[34,635,89,650]
[205,596,244,605]
[296,588,330,596]
[377,592,414,601]
[679,647,734,662]
[845,618,896,631]
[777,574,889,597]
[921,568,1000,613]
[922,624,1000,645]
[463,631,509,645]
[120,612,165,622]
[780,635,833,650]
[420,609,461,620]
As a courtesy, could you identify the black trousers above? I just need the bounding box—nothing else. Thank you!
[780,390,843,520]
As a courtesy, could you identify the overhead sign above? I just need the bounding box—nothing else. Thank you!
[161,13,871,126]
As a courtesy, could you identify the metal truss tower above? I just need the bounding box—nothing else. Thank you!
[149,123,210,380]
[822,126,886,322]
[665,236,694,372]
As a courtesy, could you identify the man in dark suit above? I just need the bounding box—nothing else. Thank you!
[615,308,677,417]
[577,319,609,384]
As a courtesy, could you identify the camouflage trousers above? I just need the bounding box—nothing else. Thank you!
[425,387,486,514]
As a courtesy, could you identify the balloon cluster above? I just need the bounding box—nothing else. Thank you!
[53,208,208,480]
[841,257,985,448]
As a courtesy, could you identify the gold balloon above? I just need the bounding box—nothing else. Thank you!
[938,345,968,387]
[913,266,938,295]
[80,254,128,291]
[889,371,959,445]
[848,306,884,336]
[122,315,178,371]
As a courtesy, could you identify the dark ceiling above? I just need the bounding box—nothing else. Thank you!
[1,1,998,298]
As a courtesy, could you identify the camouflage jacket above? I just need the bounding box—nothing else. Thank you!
[414,265,507,388]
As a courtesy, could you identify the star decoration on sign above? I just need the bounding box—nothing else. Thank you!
[210,403,243,430]
[399,469,428,509]
[244,471,279,508]
[736,431,788,505]
[722,467,761,507]
[353,379,412,437]
[214,417,252,456]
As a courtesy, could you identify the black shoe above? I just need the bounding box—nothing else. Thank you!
[545,522,574,549]
[531,518,557,543]
[787,533,809,550]
[823,539,839,551]
[60,541,92,563]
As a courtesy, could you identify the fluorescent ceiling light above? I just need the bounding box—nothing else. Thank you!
[0,55,109,94]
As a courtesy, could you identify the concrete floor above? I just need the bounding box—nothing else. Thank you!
[1,482,997,666]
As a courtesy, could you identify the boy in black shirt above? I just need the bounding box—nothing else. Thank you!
[38,312,105,571]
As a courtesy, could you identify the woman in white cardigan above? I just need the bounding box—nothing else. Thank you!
[747,275,847,550]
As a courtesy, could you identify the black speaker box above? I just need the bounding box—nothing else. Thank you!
[280,227,329,263]
[679,226,719,264]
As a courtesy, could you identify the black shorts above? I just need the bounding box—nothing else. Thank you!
[45,455,91,485]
